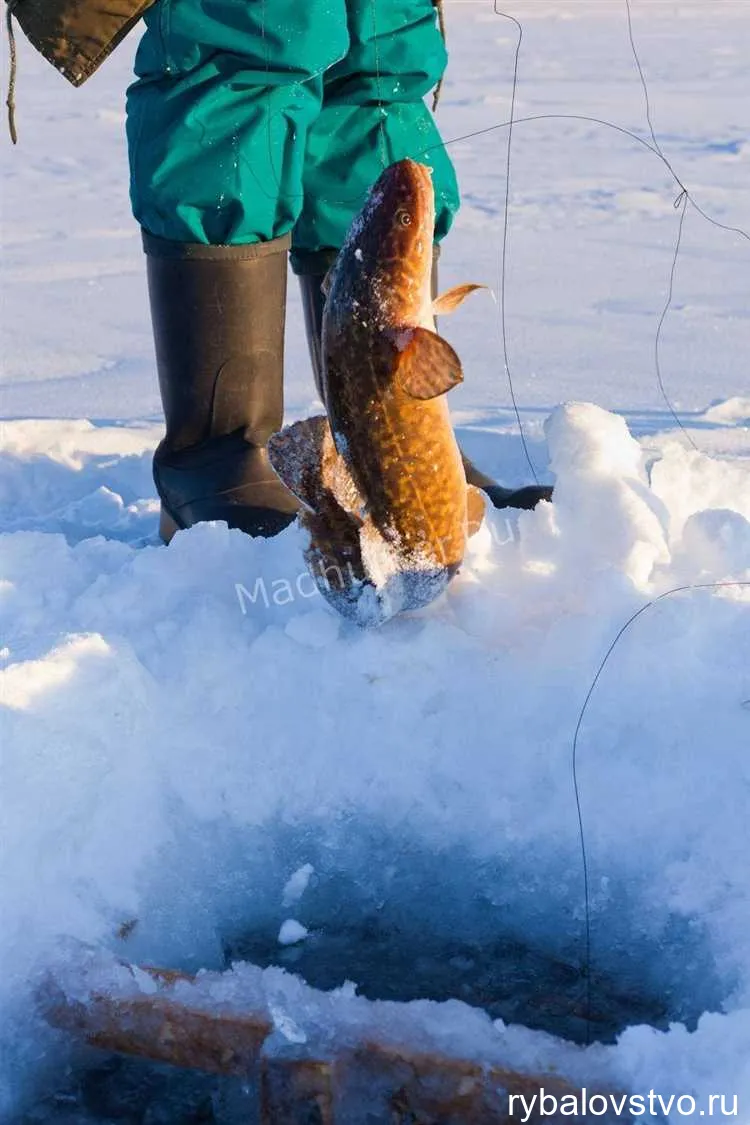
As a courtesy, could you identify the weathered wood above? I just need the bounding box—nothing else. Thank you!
[42,965,271,1077]
[41,958,622,1124]
[260,1058,334,1125]
[353,1042,586,1125]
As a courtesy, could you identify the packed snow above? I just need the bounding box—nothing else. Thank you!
[1,0,749,1121]
[277,920,309,947]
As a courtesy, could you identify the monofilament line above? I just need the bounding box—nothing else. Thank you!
[493,5,540,485]
[571,581,750,1044]
[369,0,389,172]
[625,0,662,159]
[623,0,698,448]
[654,191,699,449]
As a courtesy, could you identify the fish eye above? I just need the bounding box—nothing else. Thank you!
[397,210,412,227]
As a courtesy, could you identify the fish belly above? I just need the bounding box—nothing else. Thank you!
[346,394,467,571]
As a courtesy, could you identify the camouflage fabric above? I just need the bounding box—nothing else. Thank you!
[7,0,155,86]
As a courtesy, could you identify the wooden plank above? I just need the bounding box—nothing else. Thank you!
[41,966,271,1077]
[40,959,622,1123]
[352,1042,589,1125]
[260,1058,334,1125]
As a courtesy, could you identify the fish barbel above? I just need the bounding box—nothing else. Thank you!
[269,159,486,625]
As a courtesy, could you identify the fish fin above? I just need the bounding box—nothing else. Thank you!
[267,416,331,513]
[268,415,364,518]
[394,327,464,400]
[303,505,367,593]
[301,455,370,603]
[432,283,487,316]
[466,484,486,537]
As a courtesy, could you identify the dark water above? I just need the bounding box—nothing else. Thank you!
[227,917,667,1046]
[24,917,709,1124]
[23,832,730,1123]
[21,1063,251,1125]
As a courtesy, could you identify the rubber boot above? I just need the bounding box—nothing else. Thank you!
[295,252,554,512]
[296,248,339,405]
[144,232,299,541]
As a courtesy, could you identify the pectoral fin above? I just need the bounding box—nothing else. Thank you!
[268,416,363,518]
[432,283,487,316]
[267,416,330,513]
[393,327,464,400]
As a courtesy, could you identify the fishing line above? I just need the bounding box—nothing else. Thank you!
[258,0,289,226]
[234,7,749,1048]
[244,9,750,250]
[368,0,389,172]
[654,190,699,450]
[432,0,447,111]
[427,115,748,452]
[571,581,750,1045]
[492,4,540,485]
[427,113,749,244]
[247,3,748,468]
[426,8,747,465]
[623,0,697,449]
[251,0,390,209]
[414,103,750,253]
[624,0,663,160]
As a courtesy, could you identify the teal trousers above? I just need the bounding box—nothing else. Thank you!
[126,0,459,252]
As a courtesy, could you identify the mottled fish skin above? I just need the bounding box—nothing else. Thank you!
[268,416,370,618]
[269,160,483,625]
[322,159,471,574]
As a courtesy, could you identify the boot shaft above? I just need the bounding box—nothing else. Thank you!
[144,232,290,452]
[144,232,299,539]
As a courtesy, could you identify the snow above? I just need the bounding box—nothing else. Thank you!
[42,943,622,1084]
[2,0,750,1121]
[282,864,316,907]
[278,920,310,946]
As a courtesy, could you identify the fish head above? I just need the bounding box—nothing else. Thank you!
[336,159,435,324]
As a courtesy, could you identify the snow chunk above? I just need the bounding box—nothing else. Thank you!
[278,920,310,946]
[0,633,111,711]
[536,402,670,588]
[282,864,315,908]
[703,397,750,425]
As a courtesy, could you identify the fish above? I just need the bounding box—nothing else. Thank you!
[268,158,486,626]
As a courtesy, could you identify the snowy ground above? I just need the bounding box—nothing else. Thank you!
[1,0,749,1120]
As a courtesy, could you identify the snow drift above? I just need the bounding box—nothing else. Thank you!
[2,402,749,1119]
[3,0,750,1117]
